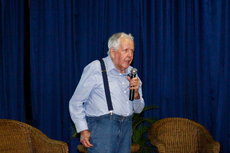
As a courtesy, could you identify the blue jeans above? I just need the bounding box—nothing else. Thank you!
[86,113,133,153]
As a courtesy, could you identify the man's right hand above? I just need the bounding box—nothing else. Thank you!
[80,130,93,148]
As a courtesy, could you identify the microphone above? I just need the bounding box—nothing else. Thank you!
[129,68,138,101]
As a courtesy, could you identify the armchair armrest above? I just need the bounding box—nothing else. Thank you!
[149,138,166,153]
[30,126,68,153]
[200,140,220,153]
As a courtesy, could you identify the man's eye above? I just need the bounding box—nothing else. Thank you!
[124,49,134,53]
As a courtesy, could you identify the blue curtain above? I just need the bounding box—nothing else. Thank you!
[140,1,230,152]
[1,0,229,152]
[29,0,229,153]
[0,0,26,121]
[30,0,74,143]
[208,1,230,151]
[73,0,142,70]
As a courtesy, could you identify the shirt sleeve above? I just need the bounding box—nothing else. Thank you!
[69,60,99,133]
[133,77,145,113]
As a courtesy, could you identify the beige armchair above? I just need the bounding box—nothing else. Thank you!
[148,117,220,153]
[0,119,68,153]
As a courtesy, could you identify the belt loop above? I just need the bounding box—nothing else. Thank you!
[110,114,112,120]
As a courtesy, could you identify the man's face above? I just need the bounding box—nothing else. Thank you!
[111,37,134,73]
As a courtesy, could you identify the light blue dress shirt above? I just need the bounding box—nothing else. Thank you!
[69,55,145,133]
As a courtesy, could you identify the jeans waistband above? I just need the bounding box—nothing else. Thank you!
[86,113,133,122]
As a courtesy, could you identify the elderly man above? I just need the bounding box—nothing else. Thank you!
[69,32,145,153]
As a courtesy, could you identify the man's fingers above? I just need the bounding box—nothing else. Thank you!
[81,139,93,148]
[127,76,131,81]
[130,79,140,89]
[85,140,93,147]
[80,130,93,148]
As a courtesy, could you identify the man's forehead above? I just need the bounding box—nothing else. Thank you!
[120,37,134,46]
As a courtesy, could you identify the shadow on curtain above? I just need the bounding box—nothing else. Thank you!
[0,0,26,121]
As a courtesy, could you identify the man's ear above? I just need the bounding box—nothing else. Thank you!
[110,48,115,59]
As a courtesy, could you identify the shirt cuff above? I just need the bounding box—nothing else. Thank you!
[75,119,88,133]
[133,98,145,113]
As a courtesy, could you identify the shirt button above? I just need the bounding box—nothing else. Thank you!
[124,91,126,93]
[126,101,129,103]
[122,82,124,84]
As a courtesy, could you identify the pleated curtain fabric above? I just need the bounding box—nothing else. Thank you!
[0,0,26,121]
[0,0,227,152]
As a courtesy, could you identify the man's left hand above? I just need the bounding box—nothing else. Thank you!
[127,76,140,100]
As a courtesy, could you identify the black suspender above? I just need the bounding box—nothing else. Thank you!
[99,59,113,114]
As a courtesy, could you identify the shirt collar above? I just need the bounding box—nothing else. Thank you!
[103,55,132,75]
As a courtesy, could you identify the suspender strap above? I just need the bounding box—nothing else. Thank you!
[99,59,113,112]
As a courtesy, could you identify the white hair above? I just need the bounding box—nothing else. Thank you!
[107,32,134,55]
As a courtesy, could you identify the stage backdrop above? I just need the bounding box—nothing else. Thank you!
[0,0,26,121]
[28,0,229,153]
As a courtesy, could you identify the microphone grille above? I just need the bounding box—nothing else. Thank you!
[131,68,138,75]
